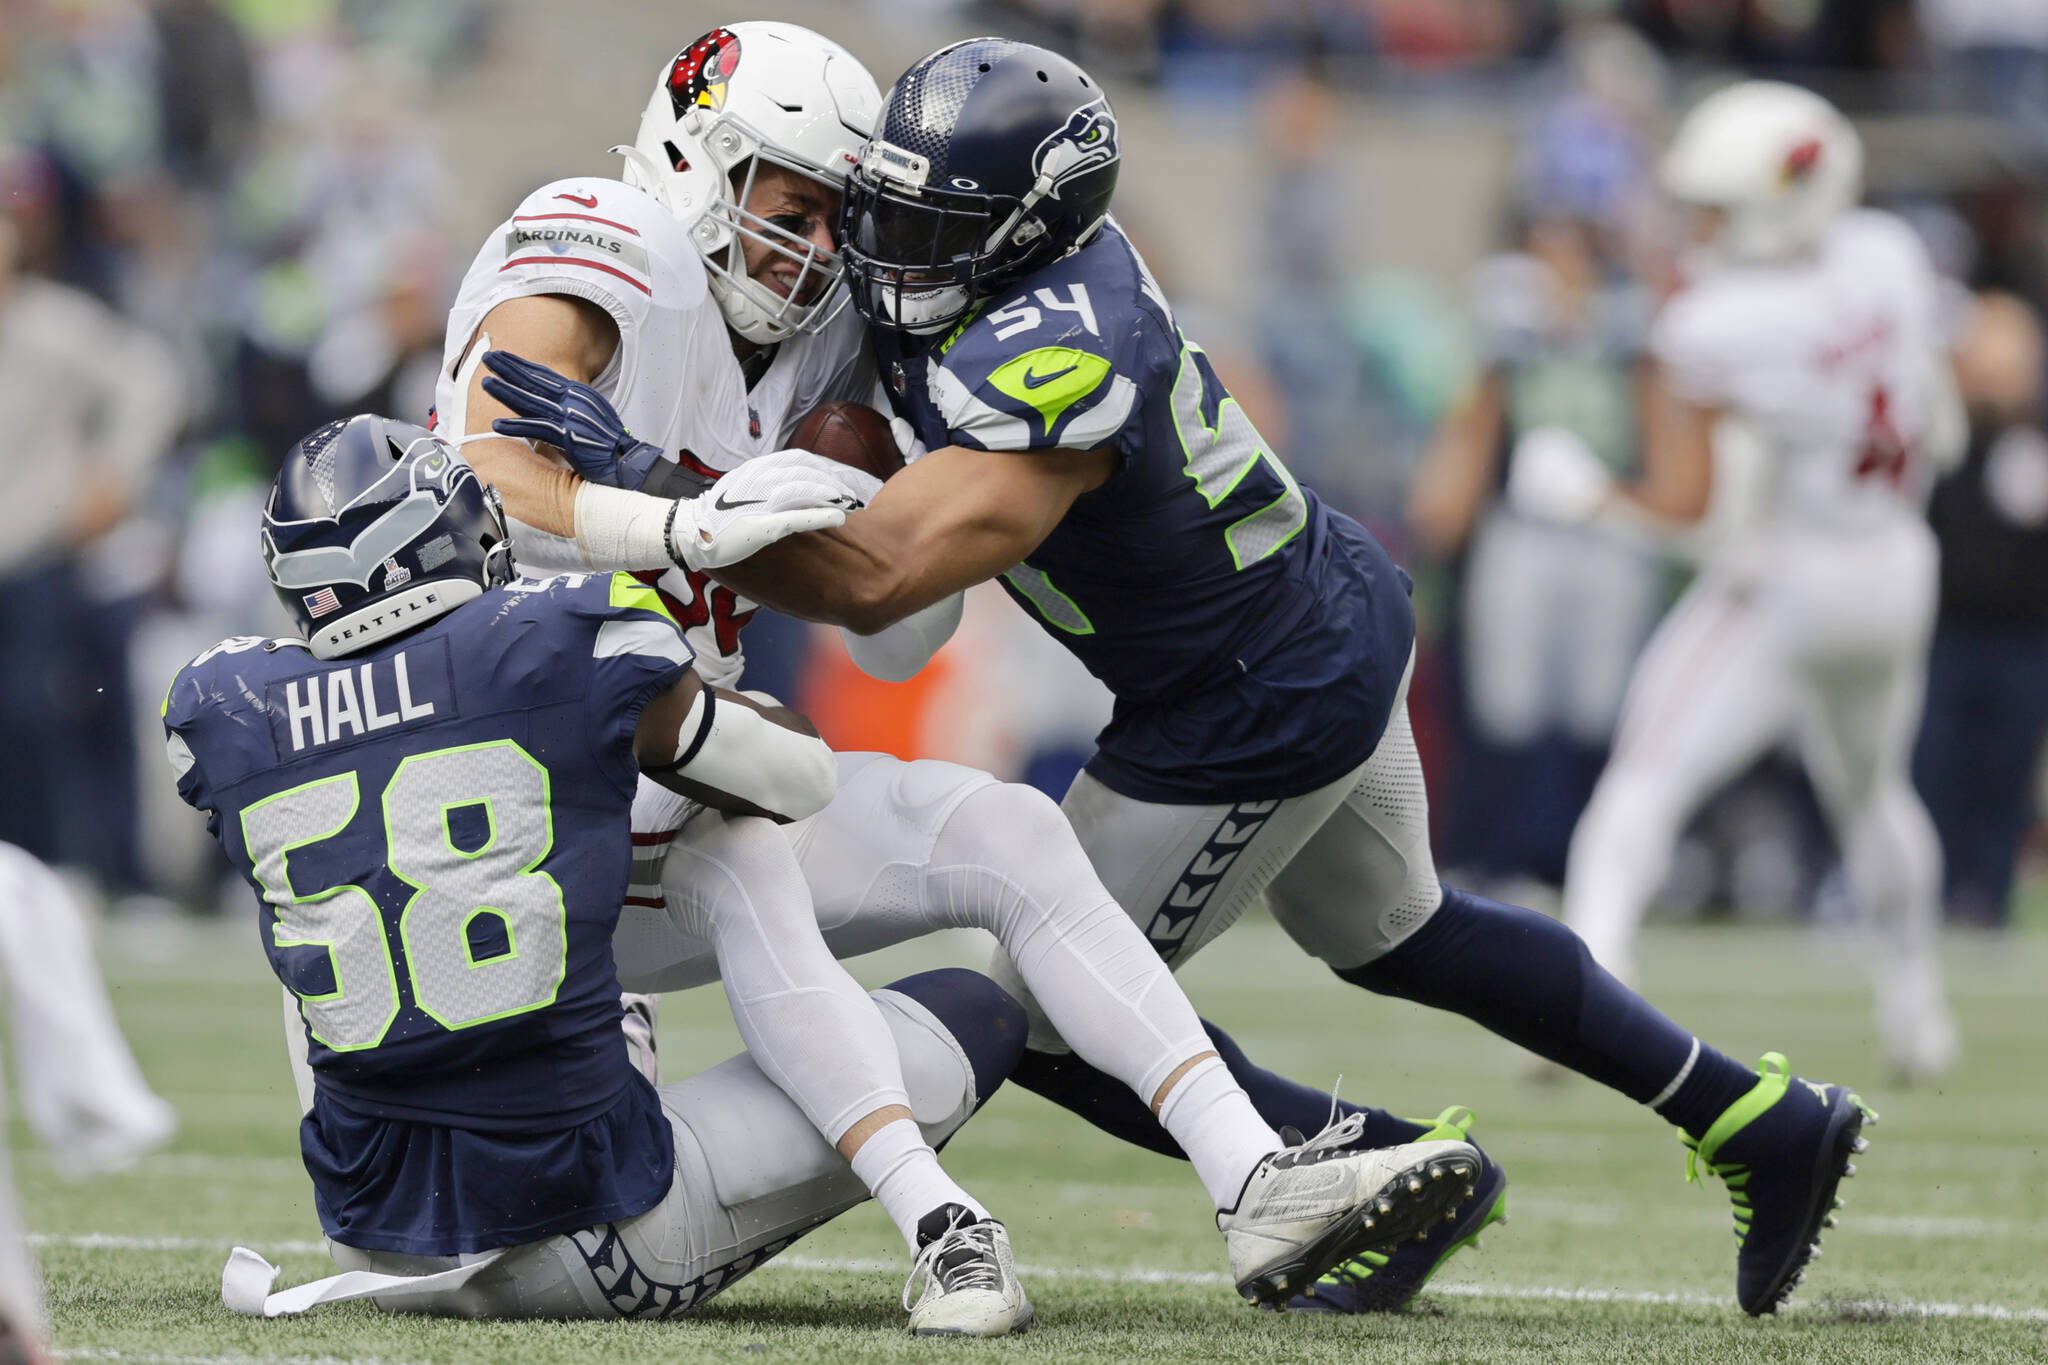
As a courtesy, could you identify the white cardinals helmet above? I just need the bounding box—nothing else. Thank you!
[1661,80,1863,265]
[619,22,880,345]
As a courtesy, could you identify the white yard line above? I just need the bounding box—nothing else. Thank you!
[58,1351,412,1365]
[33,1234,327,1255]
[775,1254,2048,1323]
[35,1235,2048,1326]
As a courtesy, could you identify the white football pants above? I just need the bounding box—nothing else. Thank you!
[1562,522,1954,1072]
[0,845,177,1342]
[320,987,982,1318]
[618,753,1212,1102]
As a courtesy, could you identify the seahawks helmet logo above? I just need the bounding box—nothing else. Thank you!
[1032,100,1118,201]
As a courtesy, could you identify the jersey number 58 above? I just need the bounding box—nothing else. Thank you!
[241,740,567,1052]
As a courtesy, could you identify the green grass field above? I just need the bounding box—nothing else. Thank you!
[32,913,2048,1363]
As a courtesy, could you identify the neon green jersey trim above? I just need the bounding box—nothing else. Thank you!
[985,347,1112,437]
[938,301,989,357]
[1002,565,1096,635]
[608,572,679,628]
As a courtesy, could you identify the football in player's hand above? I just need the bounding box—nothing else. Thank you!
[788,401,905,482]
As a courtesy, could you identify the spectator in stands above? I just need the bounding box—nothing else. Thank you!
[1914,290,2048,926]
[0,212,183,895]
[1923,0,2048,148]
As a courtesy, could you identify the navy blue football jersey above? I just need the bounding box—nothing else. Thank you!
[872,221,1415,801]
[163,572,688,1254]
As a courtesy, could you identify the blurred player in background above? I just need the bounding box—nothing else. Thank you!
[623,39,1875,1318]
[1408,210,1661,892]
[166,416,1043,1330]
[441,22,1483,1317]
[0,844,176,1363]
[1512,82,1963,1084]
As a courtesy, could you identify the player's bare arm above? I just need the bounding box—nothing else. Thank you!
[1618,360,1716,525]
[457,293,619,537]
[1504,359,1714,530]
[633,668,835,824]
[1408,371,1507,558]
[713,440,1115,634]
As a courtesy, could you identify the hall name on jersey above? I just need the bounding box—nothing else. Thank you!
[278,651,438,753]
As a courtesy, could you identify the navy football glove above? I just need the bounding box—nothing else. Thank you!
[482,349,665,490]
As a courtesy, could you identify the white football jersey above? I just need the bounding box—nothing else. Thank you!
[436,175,876,685]
[1652,209,1946,540]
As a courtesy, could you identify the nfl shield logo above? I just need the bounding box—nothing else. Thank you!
[303,587,341,619]
[889,361,906,396]
[382,557,412,590]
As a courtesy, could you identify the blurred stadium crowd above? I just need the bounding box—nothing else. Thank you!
[4,0,2048,933]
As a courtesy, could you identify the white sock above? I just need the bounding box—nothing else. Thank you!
[849,1118,988,1253]
[1155,1056,1283,1210]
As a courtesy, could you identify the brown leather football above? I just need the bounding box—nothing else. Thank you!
[787,400,905,481]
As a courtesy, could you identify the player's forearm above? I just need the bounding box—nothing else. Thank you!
[1408,374,1505,557]
[709,526,900,628]
[464,438,582,539]
[715,444,1079,631]
[640,684,836,823]
[714,509,978,634]
[1611,364,1715,527]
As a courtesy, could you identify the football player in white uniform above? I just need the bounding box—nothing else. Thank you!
[1509,82,1963,1082]
[0,844,175,1360]
[437,21,1481,1321]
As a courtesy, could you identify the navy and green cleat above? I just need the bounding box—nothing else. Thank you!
[1681,1052,1874,1316]
[1285,1107,1509,1314]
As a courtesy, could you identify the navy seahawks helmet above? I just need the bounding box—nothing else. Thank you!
[839,39,1118,334]
[262,415,513,659]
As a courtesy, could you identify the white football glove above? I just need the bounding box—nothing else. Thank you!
[672,455,859,571]
[733,447,887,506]
[1505,426,1613,525]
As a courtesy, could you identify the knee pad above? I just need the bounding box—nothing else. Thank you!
[940,782,1071,869]
[663,816,809,942]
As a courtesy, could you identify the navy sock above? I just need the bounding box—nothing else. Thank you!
[884,968,1029,1111]
[1336,886,1756,1137]
[1012,1019,1429,1158]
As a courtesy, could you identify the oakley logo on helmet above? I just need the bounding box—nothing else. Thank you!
[1032,100,1118,200]
[668,27,742,116]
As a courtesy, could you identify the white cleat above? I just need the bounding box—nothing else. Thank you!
[1216,1113,1481,1306]
[903,1208,1034,1337]
[1875,961,1959,1086]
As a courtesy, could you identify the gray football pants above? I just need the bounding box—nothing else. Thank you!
[991,653,1442,1049]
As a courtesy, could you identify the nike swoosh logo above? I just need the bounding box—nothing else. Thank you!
[713,492,767,511]
[556,192,599,208]
[1021,363,1078,390]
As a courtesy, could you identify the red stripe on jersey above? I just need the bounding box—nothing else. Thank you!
[500,255,653,296]
[512,212,642,236]
[623,895,664,908]
[630,830,677,846]
[674,448,727,479]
